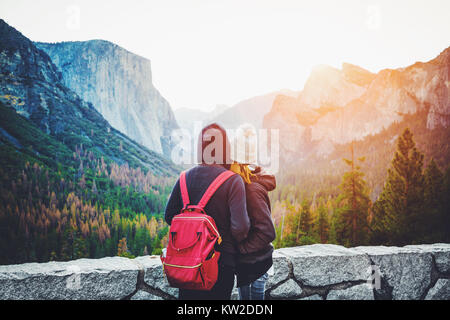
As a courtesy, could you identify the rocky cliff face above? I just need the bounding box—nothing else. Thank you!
[0,19,179,175]
[1,244,449,300]
[0,20,64,132]
[264,48,450,160]
[36,40,179,156]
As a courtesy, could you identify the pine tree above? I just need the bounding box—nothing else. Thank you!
[289,198,317,245]
[316,202,330,243]
[424,159,443,207]
[279,200,299,247]
[73,231,88,259]
[328,212,338,245]
[443,167,450,242]
[422,159,445,242]
[151,235,163,255]
[371,128,424,245]
[299,198,313,236]
[61,223,76,260]
[336,141,370,246]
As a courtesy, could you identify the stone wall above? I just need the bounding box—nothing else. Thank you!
[1,244,449,300]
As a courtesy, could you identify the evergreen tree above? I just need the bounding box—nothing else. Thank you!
[299,198,313,237]
[371,128,425,245]
[61,223,76,260]
[279,200,299,247]
[0,145,174,264]
[422,159,444,242]
[316,202,330,243]
[328,212,338,245]
[443,167,450,242]
[151,235,163,255]
[424,159,443,207]
[335,142,370,246]
[73,231,88,259]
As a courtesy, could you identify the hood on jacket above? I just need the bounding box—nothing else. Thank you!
[197,122,232,165]
[250,166,276,192]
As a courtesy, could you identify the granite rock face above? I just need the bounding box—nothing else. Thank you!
[277,244,371,287]
[0,19,180,176]
[0,257,139,300]
[130,290,163,301]
[263,47,450,161]
[270,279,302,299]
[133,256,178,298]
[265,250,291,290]
[298,294,323,300]
[353,246,433,300]
[425,279,450,300]
[1,244,449,300]
[36,40,179,156]
[405,244,450,274]
[327,283,374,300]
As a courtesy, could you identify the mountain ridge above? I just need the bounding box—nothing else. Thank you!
[35,39,179,157]
[0,19,179,176]
[264,46,450,161]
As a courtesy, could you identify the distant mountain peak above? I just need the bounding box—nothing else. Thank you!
[341,63,376,87]
[307,65,341,84]
[264,46,450,162]
[299,63,368,110]
[431,45,450,65]
[0,19,62,84]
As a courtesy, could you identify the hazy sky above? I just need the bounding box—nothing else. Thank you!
[1,0,449,111]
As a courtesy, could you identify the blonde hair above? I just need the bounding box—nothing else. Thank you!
[229,162,255,184]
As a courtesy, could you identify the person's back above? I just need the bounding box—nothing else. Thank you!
[237,168,276,264]
[165,164,250,265]
[235,167,276,299]
[227,123,276,300]
[164,123,250,300]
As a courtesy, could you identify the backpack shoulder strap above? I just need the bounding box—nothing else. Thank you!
[197,170,236,209]
[179,171,190,208]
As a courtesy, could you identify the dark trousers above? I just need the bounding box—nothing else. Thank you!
[178,263,235,300]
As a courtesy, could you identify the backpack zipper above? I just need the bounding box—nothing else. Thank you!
[163,262,202,269]
[172,216,222,244]
[163,252,216,269]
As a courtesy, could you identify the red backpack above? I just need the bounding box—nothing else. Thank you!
[161,169,236,291]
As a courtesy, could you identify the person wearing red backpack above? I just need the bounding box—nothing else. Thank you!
[164,123,250,300]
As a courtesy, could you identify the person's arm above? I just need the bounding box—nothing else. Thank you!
[164,179,182,225]
[228,175,250,242]
[238,186,276,254]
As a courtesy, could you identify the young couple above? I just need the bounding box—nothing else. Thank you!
[164,123,276,300]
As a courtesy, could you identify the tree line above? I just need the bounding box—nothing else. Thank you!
[273,128,450,248]
[0,144,173,264]
[1,126,448,264]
